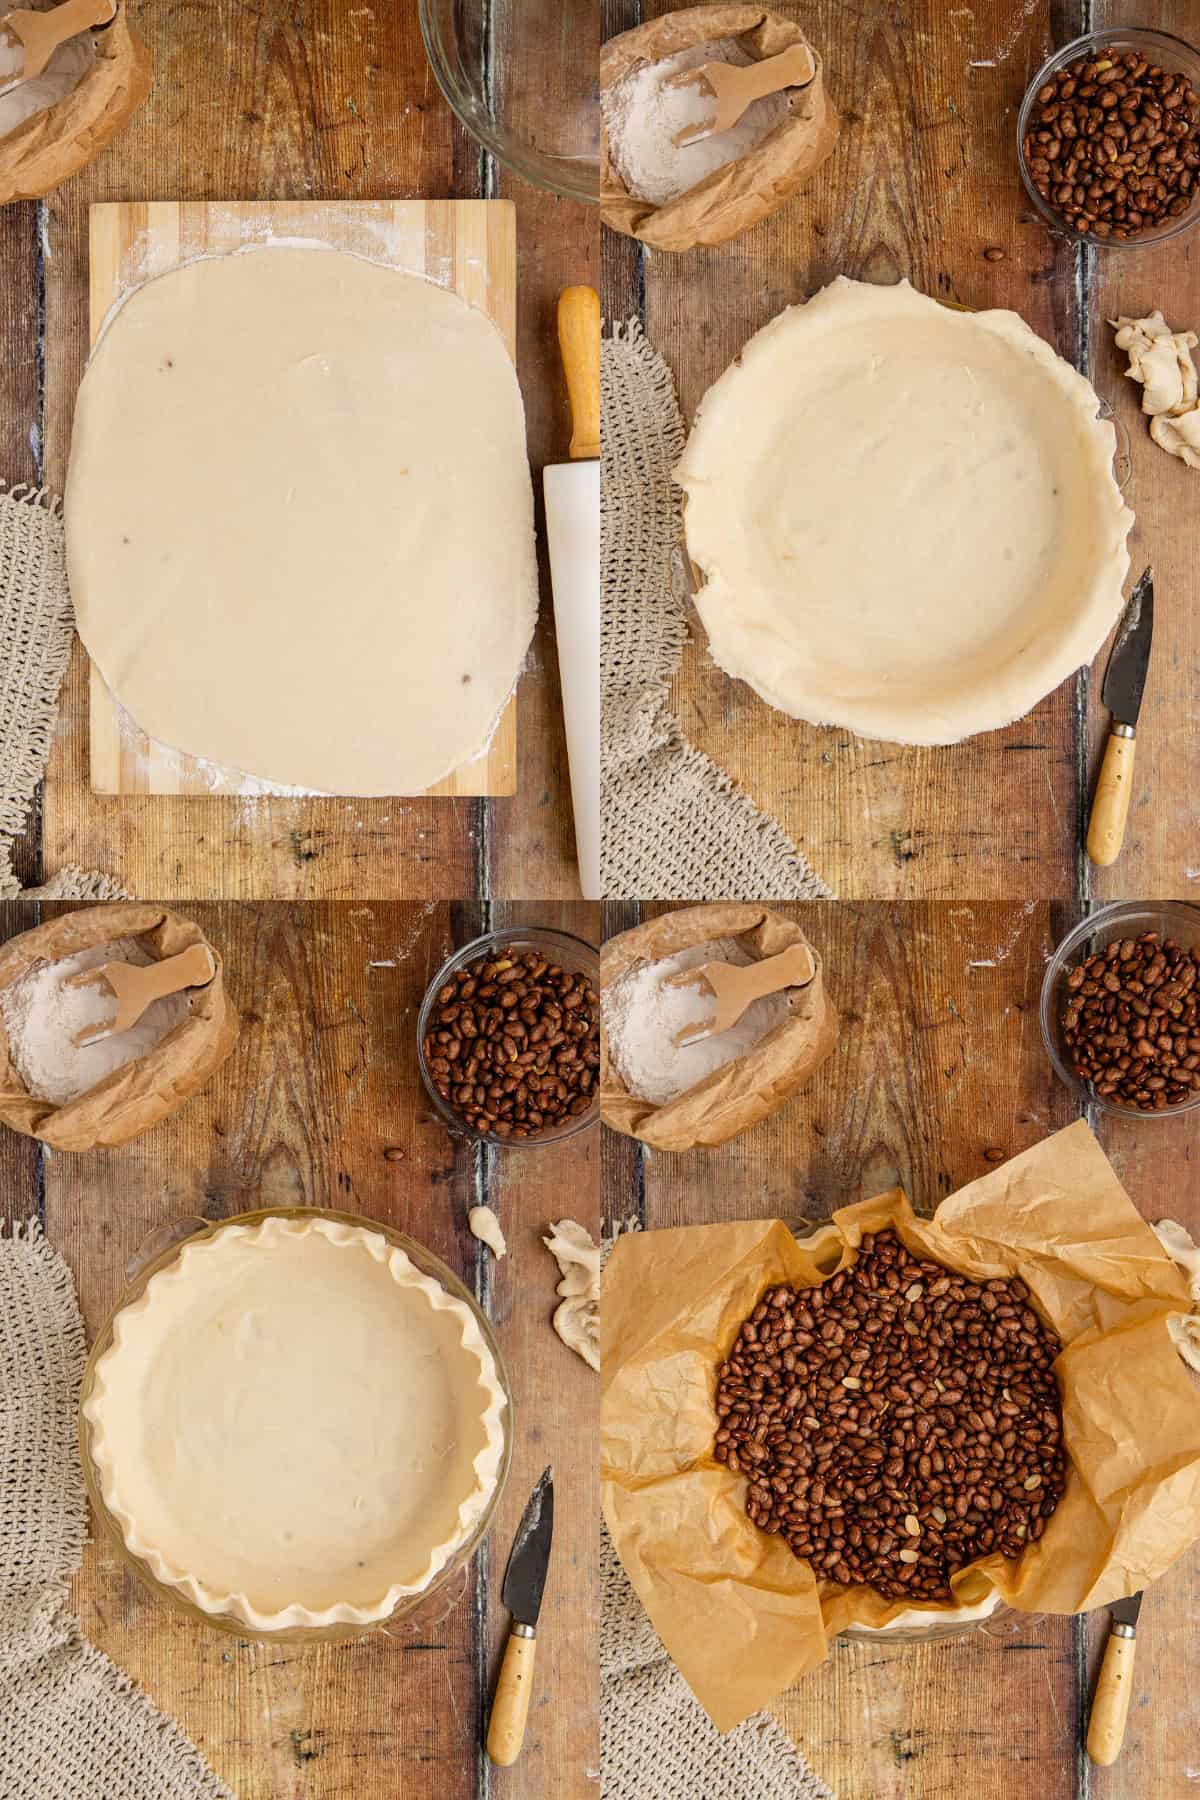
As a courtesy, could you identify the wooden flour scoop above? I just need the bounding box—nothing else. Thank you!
[1,0,115,81]
[68,943,215,1048]
[666,942,816,1048]
[670,43,815,148]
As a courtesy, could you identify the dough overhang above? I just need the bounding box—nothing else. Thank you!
[677,278,1133,745]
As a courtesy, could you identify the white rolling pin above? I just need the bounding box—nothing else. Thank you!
[543,286,601,901]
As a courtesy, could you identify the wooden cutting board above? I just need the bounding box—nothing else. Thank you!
[84,199,519,798]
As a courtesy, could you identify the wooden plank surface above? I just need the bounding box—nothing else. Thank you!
[1087,0,1200,901]
[24,0,590,899]
[484,901,601,1799]
[84,198,518,801]
[601,899,1200,1799]
[599,0,1200,902]
[0,898,598,1800]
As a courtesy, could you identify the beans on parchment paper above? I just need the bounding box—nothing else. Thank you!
[1061,931,1200,1112]
[424,949,599,1139]
[1024,50,1200,238]
[713,1230,1067,1603]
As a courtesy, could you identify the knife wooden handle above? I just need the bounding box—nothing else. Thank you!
[557,286,599,461]
[1087,725,1136,867]
[487,1624,537,1766]
[1088,1624,1137,1766]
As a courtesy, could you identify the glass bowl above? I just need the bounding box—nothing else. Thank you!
[1040,900,1200,1119]
[419,0,599,203]
[418,926,599,1148]
[1017,28,1200,248]
[78,1206,514,1642]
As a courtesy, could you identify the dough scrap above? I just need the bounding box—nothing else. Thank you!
[1112,311,1199,415]
[543,1218,599,1372]
[468,1205,507,1260]
[1150,410,1200,470]
[678,277,1133,745]
[66,248,538,794]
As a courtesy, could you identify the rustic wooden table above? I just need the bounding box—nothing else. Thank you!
[0,897,599,1800]
[600,0,1199,903]
[0,1,596,901]
[602,898,1200,1800]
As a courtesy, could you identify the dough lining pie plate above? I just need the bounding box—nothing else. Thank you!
[80,1209,511,1639]
[677,277,1134,745]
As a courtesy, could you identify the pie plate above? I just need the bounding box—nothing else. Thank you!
[677,277,1134,745]
[79,1207,513,1641]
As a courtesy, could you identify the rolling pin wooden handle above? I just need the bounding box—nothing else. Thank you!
[1087,724,1136,868]
[1087,1622,1137,1766]
[557,286,600,461]
[487,1623,537,1767]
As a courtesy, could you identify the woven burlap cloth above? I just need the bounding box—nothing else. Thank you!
[600,326,832,901]
[0,485,128,901]
[600,1230,836,1800]
[0,1220,232,1800]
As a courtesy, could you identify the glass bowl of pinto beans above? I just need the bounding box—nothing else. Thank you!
[1018,29,1200,247]
[418,927,600,1147]
[1040,901,1200,1119]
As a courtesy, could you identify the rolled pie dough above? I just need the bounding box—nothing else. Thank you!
[65,248,538,794]
[677,278,1134,745]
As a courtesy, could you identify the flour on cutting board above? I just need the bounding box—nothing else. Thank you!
[118,707,322,798]
[123,689,509,797]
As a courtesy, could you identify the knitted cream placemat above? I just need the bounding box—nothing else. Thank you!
[0,1220,232,1800]
[600,1523,836,1800]
[600,325,832,902]
[0,485,129,901]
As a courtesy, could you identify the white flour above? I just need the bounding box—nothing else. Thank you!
[602,38,791,207]
[0,939,190,1106]
[602,938,790,1106]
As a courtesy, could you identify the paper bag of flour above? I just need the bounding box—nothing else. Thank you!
[601,902,838,1150]
[0,4,152,204]
[0,904,237,1150]
[601,5,839,251]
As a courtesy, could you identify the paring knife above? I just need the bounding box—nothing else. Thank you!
[487,1465,554,1767]
[1087,1591,1142,1765]
[1087,567,1154,868]
[543,288,601,901]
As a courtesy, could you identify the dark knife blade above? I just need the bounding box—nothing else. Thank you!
[1102,568,1154,729]
[1110,1591,1143,1632]
[501,1466,554,1630]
